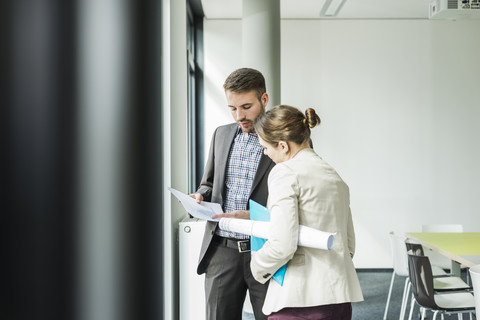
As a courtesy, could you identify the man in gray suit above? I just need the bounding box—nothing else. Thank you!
[190,68,275,320]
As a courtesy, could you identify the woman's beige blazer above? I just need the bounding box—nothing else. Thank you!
[250,148,363,315]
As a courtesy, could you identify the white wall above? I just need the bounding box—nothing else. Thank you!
[203,18,480,268]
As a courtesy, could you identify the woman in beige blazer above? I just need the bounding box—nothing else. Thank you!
[251,105,363,319]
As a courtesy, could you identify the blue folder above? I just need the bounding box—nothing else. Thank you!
[249,199,287,286]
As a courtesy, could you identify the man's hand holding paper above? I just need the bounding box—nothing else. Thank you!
[211,209,250,220]
[168,187,222,221]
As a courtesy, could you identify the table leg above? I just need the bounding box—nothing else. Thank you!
[451,260,461,277]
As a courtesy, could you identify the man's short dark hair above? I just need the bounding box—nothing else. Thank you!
[223,68,266,101]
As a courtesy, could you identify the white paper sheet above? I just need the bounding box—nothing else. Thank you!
[218,218,335,250]
[168,187,222,221]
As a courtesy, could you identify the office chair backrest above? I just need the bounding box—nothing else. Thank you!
[389,232,409,277]
[405,240,424,256]
[469,264,480,315]
[422,224,463,233]
[407,253,438,310]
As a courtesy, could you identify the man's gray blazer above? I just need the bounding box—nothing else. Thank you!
[196,123,275,275]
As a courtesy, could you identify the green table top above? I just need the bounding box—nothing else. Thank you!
[407,232,480,256]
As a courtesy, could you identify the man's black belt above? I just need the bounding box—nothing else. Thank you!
[212,235,250,253]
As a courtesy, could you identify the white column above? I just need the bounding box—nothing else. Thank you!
[242,0,281,108]
[77,1,129,320]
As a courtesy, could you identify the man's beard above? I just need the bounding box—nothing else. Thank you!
[246,101,265,133]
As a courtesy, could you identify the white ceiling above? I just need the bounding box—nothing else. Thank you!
[201,0,433,20]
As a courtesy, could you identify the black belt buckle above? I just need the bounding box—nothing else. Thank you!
[237,240,250,253]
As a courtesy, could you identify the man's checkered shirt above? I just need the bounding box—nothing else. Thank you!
[216,128,263,239]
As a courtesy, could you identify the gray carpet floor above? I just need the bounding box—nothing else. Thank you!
[354,269,405,319]
[243,269,476,320]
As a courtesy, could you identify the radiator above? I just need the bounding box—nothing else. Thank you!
[179,217,206,320]
[178,217,254,319]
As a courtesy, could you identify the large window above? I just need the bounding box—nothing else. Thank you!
[187,1,204,192]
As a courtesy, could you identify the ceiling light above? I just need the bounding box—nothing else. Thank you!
[320,0,347,17]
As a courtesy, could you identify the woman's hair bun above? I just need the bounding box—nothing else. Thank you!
[305,108,321,129]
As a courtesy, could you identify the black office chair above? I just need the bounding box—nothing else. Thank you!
[405,241,449,277]
[406,253,475,320]
[407,240,471,291]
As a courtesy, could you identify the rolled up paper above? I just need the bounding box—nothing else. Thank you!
[218,218,335,250]
[297,225,335,250]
